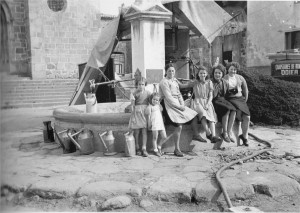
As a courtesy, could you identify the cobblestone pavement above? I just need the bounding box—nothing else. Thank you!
[1,107,300,212]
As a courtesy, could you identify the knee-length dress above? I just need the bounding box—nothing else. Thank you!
[159,78,197,125]
[128,90,151,129]
[192,80,217,123]
[223,74,250,117]
[147,104,165,131]
[212,79,236,121]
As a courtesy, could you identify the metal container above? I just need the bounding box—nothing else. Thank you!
[54,129,76,154]
[84,93,97,113]
[68,128,95,155]
[99,130,117,156]
[43,121,55,143]
[124,131,136,157]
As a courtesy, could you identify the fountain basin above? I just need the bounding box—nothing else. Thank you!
[53,102,241,153]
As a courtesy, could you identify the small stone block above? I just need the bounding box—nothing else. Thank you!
[229,206,263,212]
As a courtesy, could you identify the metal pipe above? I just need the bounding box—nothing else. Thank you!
[215,133,273,208]
[94,78,134,86]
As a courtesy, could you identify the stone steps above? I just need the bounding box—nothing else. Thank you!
[1,77,78,108]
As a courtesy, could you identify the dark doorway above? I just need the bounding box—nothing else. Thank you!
[223,51,232,65]
[96,58,116,103]
[0,4,9,72]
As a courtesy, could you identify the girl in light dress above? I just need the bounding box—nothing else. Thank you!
[145,92,168,157]
[128,77,152,157]
[188,66,222,143]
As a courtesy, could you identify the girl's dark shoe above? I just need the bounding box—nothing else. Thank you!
[211,136,222,143]
[174,149,184,157]
[206,134,213,141]
[136,149,142,156]
[222,133,231,143]
[142,149,149,157]
[239,135,249,146]
[192,135,207,142]
[154,151,162,157]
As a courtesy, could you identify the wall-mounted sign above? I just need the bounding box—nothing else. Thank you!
[271,60,300,77]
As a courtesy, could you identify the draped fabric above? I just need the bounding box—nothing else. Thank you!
[163,0,232,43]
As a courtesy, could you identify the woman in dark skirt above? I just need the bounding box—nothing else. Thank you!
[223,62,251,146]
[211,64,236,143]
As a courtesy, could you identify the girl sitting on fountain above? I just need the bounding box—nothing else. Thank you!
[128,77,152,157]
[145,92,168,157]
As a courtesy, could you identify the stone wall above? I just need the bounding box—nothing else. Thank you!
[190,36,212,71]
[247,1,299,67]
[28,0,103,79]
[3,0,31,75]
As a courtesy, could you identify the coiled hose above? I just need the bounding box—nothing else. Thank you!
[216,132,273,208]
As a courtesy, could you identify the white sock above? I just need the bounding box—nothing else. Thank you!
[154,148,158,152]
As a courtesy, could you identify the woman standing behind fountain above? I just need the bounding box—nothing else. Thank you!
[159,63,198,157]
[128,77,152,157]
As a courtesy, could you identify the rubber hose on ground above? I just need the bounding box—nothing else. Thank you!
[215,132,273,208]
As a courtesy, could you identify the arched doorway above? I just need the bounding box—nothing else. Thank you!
[0,1,13,73]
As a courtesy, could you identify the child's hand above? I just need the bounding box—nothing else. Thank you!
[179,105,185,111]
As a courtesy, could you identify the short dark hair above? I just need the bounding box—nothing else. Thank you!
[135,76,147,88]
[212,64,226,80]
[196,65,209,81]
[165,63,174,71]
[226,62,240,73]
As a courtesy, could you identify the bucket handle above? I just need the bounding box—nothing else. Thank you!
[98,131,108,152]
[54,129,68,150]
[67,128,84,150]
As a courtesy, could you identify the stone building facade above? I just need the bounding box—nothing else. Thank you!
[247,1,300,75]
[0,0,110,79]
[1,0,31,75]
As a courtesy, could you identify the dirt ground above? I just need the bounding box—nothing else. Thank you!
[1,106,299,212]
[1,190,300,212]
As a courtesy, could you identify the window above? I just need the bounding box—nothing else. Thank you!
[285,30,300,49]
[47,0,67,12]
[223,51,232,65]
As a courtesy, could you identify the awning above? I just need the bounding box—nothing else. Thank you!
[163,0,232,43]
[69,14,121,105]
[87,14,120,69]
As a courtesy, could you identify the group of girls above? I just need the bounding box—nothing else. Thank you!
[128,61,251,157]
[128,78,167,157]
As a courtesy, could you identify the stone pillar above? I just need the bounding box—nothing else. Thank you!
[124,0,172,87]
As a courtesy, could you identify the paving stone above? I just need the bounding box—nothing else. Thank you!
[146,174,192,203]
[46,164,83,173]
[121,158,154,171]
[237,172,300,197]
[221,177,255,200]
[194,179,221,202]
[1,174,45,192]
[184,172,208,182]
[98,196,131,210]
[82,163,120,174]
[182,158,214,168]
[139,199,153,208]
[28,175,91,198]
[182,165,205,173]
[78,181,142,200]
